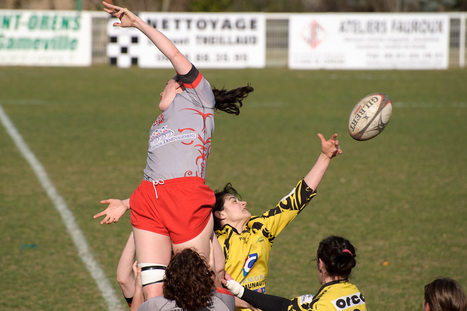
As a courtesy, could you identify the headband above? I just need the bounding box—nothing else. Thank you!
[342,249,354,257]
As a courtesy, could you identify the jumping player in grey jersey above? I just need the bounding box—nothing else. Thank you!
[100,1,253,303]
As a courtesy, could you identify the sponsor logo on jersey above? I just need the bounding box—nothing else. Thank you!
[298,294,314,305]
[242,253,258,276]
[241,273,266,291]
[153,114,164,127]
[149,126,197,151]
[331,292,365,310]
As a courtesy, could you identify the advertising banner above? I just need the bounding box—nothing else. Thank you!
[288,13,449,70]
[0,10,92,66]
[107,12,266,69]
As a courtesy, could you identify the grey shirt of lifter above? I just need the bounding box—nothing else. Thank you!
[143,65,215,182]
[137,290,235,311]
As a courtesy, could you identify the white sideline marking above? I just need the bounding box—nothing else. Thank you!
[0,105,123,311]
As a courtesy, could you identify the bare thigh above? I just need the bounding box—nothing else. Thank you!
[133,227,172,299]
[211,231,225,280]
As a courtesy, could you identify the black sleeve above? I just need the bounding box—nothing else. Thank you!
[241,288,291,311]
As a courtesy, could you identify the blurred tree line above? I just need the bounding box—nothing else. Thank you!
[1,0,465,11]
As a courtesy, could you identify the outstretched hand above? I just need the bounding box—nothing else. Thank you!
[317,133,342,159]
[93,198,129,224]
[103,1,139,28]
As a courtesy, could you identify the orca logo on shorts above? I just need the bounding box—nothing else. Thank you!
[242,253,258,277]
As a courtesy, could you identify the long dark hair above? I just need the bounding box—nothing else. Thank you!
[163,248,215,309]
[424,278,467,311]
[213,85,254,115]
[317,236,357,279]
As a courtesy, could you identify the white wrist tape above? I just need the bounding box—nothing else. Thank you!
[138,263,166,286]
[225,279,245,298]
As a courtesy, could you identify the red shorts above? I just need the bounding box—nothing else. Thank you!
[129,177,215,244]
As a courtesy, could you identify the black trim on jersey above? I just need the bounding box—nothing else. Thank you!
[309,279,349,309]
[220,226,234,262]
[178,63,199,85]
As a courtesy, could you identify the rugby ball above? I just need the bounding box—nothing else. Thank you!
[348,93,392,141]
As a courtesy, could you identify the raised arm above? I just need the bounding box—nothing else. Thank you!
[102,1,192,75]
[303,133,342,191]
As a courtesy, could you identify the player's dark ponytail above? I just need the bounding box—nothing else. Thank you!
[317,235,357,279]
[212,84,254,115]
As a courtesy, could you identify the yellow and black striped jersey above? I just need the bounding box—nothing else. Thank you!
[289,280,367,311]
[216,179,316,310]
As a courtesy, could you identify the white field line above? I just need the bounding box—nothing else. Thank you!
[0,105,123,311]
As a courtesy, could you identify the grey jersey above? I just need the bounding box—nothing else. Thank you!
[143,65,215,181]
[137,290,235,311]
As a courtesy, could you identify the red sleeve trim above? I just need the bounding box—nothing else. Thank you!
[184,72,202,89]
[178,65,203,89]
[216,287,234,296]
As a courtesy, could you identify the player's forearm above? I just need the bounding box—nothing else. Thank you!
[134,18,191,74]
[226,280,289,311]
[303,153,331,191]
[129,287,144,311]
[241,288,290,311]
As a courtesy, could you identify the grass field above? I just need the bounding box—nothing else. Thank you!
[0,66,466,311]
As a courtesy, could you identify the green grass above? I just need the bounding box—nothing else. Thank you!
[0,66,466,310]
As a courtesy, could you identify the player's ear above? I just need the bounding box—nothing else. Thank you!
[214,210,225,220]
[318,258,325,272]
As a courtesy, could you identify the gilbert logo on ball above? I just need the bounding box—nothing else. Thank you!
[348,93,392,141]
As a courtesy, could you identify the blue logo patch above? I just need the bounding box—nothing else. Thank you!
[243,253,258,277]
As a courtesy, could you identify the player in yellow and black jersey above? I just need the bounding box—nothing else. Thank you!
[224,235,367,311]
[213,133,342,311]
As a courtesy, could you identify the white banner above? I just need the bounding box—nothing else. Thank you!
[288,13,450,70]
[0,11,92,66]
[107,13,266,69]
